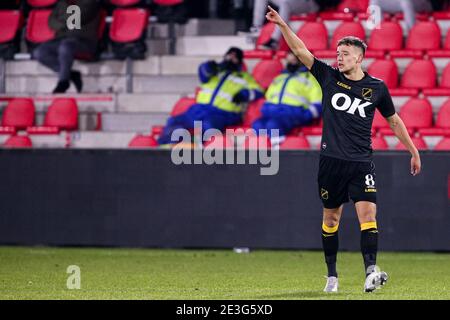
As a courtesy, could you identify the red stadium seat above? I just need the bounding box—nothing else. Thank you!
[290,13,318,21]
[368,22,403,51]
[0,126,16,135]
[319,12,354,21]
[395,136,428,150]
[243,98,264,127]
[244,50,273,60]
[389,49,423,59]
[445,30,450,50]
[337,0,369,12]
[280,22,327,52]
[153,0,183,5]
[251,59,283,90]
[367,60,398,89]
[256,22,276,49]
[3,135,32,148]
[379,127,414,136]
[44,98,79,130]
[0,10,22,44]
[302,125,322,136]
[371,136,388,150]
[433,12,450,19]
[280,136,310,150]
[399,98,433,130]
[372,109,390,130]
[128,134,158,148]
[427,30,450,58]
[434,137,450,150]
[27,0,57,7]
[203,135,234,149]
[436,99,450,129]
[296,21,328,50]
[1,98,35,129]
[331,22,365,49]
[109,0,141,7]
[440,63,450,88]
[26,10,55,45]
[109,8,149,43]
[170,97,196,117]
[401,60,437,89]
[151,125,164,137]
[406,21,441,51]
[393,12,431,22]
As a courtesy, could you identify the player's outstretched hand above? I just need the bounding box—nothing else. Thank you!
[266,6,285,26]
[411,154,421,176]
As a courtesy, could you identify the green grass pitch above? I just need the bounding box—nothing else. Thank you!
[1,246,450,300]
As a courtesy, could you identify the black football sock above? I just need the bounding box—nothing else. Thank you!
[361,221,378,276]
[322,223,339,277]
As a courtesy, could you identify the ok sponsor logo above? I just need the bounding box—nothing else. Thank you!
[331,93,372,118]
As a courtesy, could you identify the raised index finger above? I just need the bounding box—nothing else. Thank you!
[267,5,276,13]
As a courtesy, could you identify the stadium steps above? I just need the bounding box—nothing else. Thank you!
[117,93,182,113]
[148,19,236,39]
[69,131,137,148]
[5,74,199,95]
[100,112,170,132]
[5,54,448,79]
[0,131,141,149]
[176,35,254,56]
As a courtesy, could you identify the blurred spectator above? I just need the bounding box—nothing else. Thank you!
[0,0,20,9]
[252,52,322,137]
[369,0,433,31]
[153,0,188,24]
[184,0,210,18]
[429,0,450,10]
[216,0,253,30]
[33,0,101,93]
[252,0,320,50]
[157,47,264,145]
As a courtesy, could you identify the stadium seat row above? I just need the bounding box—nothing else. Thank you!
[4,0,182,9]
[0,0,185,59]
[0,8,150,60]
[0,98,79,134]
[247,58,450,94]
[246,20,450,59]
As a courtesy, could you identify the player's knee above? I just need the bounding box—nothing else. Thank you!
[323,216,339,228]
[359,212,376,224]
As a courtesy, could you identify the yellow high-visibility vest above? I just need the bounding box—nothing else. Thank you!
[265,71,322,108]
[197,71,262,113]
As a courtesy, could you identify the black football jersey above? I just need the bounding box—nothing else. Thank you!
[310,58,396,161]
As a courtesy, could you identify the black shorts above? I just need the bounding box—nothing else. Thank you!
[317,155,377,209]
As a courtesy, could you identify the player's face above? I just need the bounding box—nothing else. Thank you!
[336,45,363,73]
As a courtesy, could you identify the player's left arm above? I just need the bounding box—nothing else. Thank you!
[386,113,422,176]
[378,83,421,176]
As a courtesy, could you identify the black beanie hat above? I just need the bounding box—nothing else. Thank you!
[226,47,244,64]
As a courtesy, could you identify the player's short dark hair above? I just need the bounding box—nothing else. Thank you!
[337,36,367,56]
